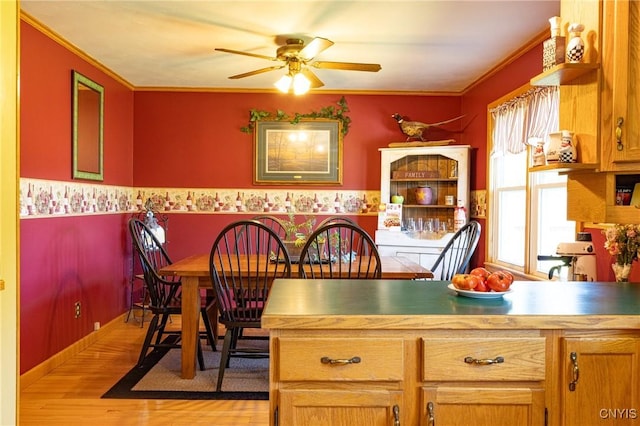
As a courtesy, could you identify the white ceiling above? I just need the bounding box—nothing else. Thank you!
[20,0,560,93]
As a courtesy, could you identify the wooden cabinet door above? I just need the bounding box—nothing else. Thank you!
[561,337,640,426]
[601,0,640,169]
[278,389,403,426]
[421,386,545,426]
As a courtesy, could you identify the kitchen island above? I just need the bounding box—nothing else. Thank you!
[262,280,640,426]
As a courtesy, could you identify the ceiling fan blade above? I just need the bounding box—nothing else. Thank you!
[301,68,324,88]
[215,48,276,61]
[311,61,382,72]
[299,37,334,60]
[228,65,285,79]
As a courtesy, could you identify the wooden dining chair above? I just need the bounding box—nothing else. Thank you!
[129,218,216,368]
[126,200,170,326]
[316,215,357,228]
[429,220,481,280]
[298,222,382,279]
[251,215,287,240]
[208,219,292,392]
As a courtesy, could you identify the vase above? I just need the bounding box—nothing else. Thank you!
[415,186,433,205]
[559,130,577,163]
[531,140,546,167]
[566,23,585,63]
[283,240,304,261]
[543,16,566,70]
[611,263,632,282]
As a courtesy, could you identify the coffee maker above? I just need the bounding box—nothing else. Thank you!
[538,233,598,281]
[555,241,598,281]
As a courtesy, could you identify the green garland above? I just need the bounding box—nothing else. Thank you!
[241,96,351,136]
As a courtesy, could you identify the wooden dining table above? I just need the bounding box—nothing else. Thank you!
[158,254,433,379]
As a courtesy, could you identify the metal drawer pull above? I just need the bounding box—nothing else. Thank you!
[569,351,579,391]
[426,401,435,426]
[320,356,361,365]
[393,405,400,426]
[616,117,624,151]
[464,356,504,365]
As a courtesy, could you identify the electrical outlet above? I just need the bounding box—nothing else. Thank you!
[74,301,81,319]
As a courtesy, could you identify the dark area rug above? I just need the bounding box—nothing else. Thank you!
[102,337,269,400]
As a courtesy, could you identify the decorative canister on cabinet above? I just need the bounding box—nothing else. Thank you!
[531,138,547,167]
[546,131,577,163]
[559,130,578,163]
[566,23,585,63]
[546,132,562,163]
[415,186,433,205]
[543,16,565,70]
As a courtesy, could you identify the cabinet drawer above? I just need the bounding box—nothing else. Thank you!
[278,338,404,381]
[422,337,546,381]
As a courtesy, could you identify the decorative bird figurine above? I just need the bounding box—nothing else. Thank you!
[392,113,466,141]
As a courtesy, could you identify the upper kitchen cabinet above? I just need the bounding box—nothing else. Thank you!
[557,1,602,169]
[542,0,640,223]
[531,1,602,170]
[600,0,640,171]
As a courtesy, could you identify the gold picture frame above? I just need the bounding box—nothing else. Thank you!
[72,71,104,181]
[254,119,343,184]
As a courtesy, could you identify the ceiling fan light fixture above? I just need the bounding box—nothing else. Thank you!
[274,74,292,93]
[274,72,310,95]
[292,72,311,95]
[218,36,378,92]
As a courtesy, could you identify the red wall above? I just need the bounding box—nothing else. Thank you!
[132,92,463,189]
[20,21,134,373]
[20,23,133,183]
[20,215,130,371]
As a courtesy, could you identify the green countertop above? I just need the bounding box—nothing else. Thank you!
[262,280,640,330]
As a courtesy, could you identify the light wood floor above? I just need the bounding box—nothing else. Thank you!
[19,313,270,426]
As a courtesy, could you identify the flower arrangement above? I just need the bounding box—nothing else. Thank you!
[276,214,357,263]
[603,224,640,265]
[281,213,316,247]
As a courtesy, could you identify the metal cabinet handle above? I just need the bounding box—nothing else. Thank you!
[569,351,579,391]
[464,356,504,365]
[393,405,400,426]
[616,117,624,151]
[320,356,361,365]
[426,402,435,426]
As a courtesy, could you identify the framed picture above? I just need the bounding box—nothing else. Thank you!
[254,120,343,184]
[72,71,104,181]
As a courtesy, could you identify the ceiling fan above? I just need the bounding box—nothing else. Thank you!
[215,37,381,93]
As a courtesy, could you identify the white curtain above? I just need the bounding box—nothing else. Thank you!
[491,86,559,155]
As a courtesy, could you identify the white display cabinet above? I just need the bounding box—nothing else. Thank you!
[375,145,471,270]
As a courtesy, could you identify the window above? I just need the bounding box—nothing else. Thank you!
[487,85,576,279]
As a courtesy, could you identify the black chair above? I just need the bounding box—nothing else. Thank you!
[430,220,481,280]
[316,215,357,228]
[251,215,287,240]
[209,220,292,391]
[298,222,382,279]
[126,199,169,326]
[129,218,216,368]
